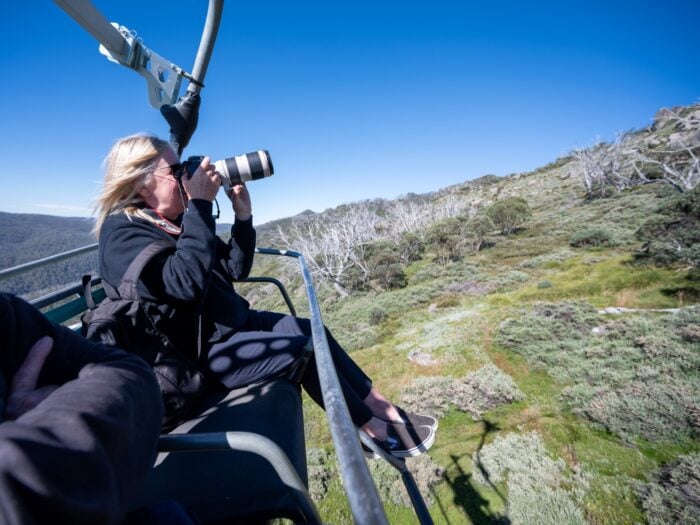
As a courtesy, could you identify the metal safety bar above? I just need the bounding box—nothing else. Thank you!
[358,433,434,524]
[0,243,99,282]
[256,248,390,525]
[236,276,297,316]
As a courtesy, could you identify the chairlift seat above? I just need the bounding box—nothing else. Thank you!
[136,379,309,523]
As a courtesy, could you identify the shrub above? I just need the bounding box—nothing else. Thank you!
[486,197,533,236]
[400,376,455,418]
[538,280,553,289]
[434,294,460,308]
[518,249,576,269]
[368,306,387,325]
[444,280,498,296]
[454,365,525,419]
[495,270,530,288]
[472,432,588,525]
[637,452,700,525]
[635,185,700,267]
[569,227,615,248]
[496,303,700,442]
[368,455,445,507]
[400,365,524,420]
[306,448,337,501]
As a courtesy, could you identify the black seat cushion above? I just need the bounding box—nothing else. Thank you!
[137,380,307,523]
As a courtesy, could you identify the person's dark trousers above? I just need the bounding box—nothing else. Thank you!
[0,293,164,525]
[207,310,374,426]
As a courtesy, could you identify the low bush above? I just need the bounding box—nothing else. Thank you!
[496,303,700,442]
[472,432,588,525]
[569,227,615,248]
[637,452,700,525]
[368,455,445,507]
[434,294,461,308]
[368,306,387,325]
[518,249,576,269]
[444,279,497,296]
[307,448,338,501]
[401,365,524,420]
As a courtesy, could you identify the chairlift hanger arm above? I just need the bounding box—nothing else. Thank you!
[53,0,127,57]
[53,0,198,108]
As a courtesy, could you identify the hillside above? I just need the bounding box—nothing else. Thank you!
[1,103,698,524]
[239,103,700,524]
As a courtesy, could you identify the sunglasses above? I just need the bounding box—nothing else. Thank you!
[154,163,184,179]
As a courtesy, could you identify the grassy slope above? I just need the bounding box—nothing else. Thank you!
[245,153,698,523]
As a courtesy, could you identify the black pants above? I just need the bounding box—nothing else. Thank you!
[207,310,374,426]
[0,293,164,525]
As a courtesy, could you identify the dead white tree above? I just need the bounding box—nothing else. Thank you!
[573,132,636,198]
[629,107,700,192]
[383,199,433,241]
[278,201,379,296]
[573,105,700,197]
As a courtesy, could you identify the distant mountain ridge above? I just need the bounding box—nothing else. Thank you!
[0,212,97,298]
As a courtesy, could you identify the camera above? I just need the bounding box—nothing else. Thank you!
[181,150,274,193]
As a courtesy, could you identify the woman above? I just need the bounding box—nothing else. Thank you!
[94,133,436,457]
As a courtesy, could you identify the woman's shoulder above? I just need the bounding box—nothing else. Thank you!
[100,212,162,248]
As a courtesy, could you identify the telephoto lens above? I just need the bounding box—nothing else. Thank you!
[214,150,274,193]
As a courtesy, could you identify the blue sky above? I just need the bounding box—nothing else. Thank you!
[1,1,698,225]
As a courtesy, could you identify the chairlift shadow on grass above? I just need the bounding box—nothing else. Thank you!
[433,419,510,525]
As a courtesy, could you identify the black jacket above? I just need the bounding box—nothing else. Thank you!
[98,199,256,360]
[98,200,255,423]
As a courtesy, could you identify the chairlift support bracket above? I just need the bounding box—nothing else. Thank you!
[98,23,194,108]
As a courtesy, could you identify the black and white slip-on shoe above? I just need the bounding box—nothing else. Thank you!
[363,423,435,459]
[383,406,438,431]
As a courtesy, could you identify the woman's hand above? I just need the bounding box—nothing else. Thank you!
[182,157,221,202]
[230,184,252,221]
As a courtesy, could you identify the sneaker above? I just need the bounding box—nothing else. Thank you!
[382,406,438,431]
[364,423,435,459]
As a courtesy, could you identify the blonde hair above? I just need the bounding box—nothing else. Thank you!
[93,133,173,237]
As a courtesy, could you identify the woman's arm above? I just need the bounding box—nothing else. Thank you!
[100,200,218,303]
[222,216,256,281]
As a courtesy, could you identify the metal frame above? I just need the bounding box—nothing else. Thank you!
[3,244,435,523]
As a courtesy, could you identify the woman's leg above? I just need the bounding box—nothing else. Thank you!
[250,311,374,398]
[216,311,436,453]
[207,310,374,428]
[246,311,410,437]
